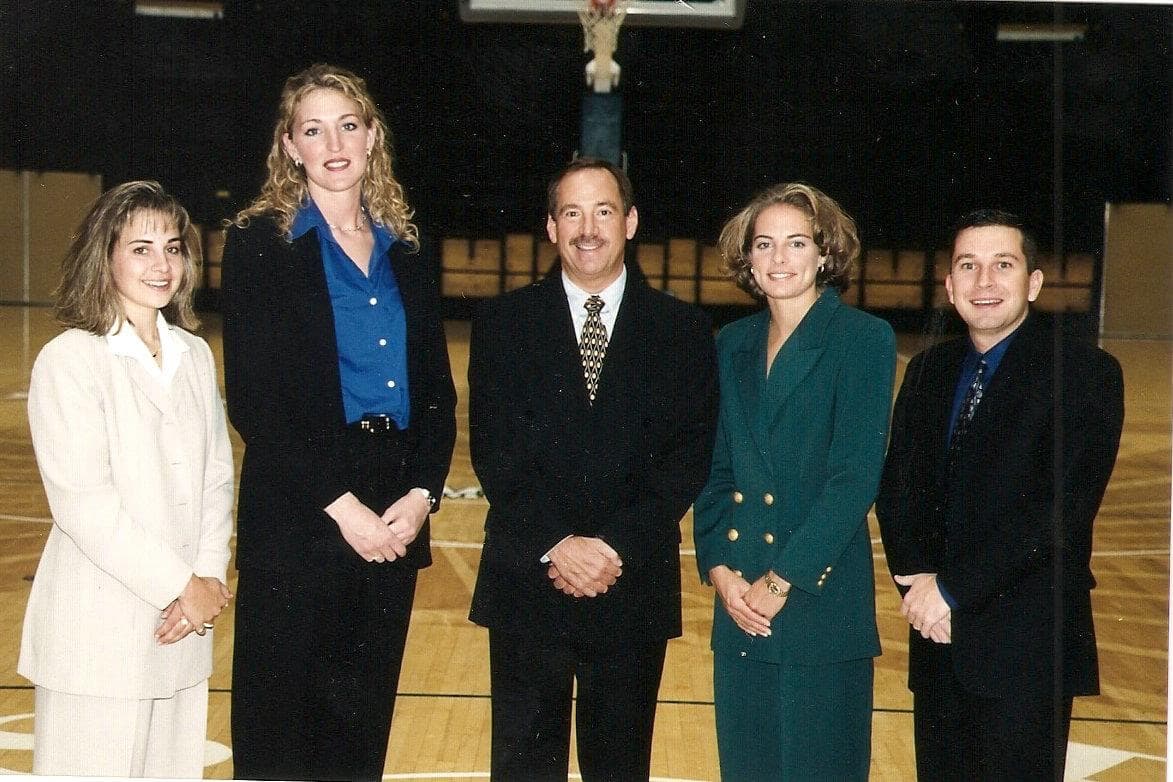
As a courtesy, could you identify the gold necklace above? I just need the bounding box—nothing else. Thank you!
[326,211,369,233]
[127,318,160,358]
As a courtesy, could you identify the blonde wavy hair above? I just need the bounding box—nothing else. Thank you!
[56,180,200,334]
[718,182,860,299]
[234,63,418,249]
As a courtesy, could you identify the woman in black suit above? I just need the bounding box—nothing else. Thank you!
[222,63,456,782]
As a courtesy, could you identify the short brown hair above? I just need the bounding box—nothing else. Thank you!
[55,180,200,334]
[950,208,1038,271]
[546,157,635,218]
[718,182,860,298]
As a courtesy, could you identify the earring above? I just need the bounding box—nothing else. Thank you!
[818,264,825,273]
[293,158,303,168]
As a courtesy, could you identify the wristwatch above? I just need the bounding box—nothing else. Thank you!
[764,572,789,597]
[412,487,438,513]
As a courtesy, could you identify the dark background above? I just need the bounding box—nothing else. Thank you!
[2,1,1169,255]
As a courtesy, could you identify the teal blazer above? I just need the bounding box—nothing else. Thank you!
[694,288,895,664]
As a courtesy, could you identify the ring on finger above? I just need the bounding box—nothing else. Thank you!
[202,622,215,630]
[179,617,189,626]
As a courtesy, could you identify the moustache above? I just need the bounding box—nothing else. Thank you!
[571,235,604,248]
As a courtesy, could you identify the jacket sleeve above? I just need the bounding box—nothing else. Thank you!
[772,318,896,593]
[403,240,457,508]
[1061,350,1124,554]
[192,336,235,582]
[875,350,931,581]
[28,342,192,609]
[693,410,735,584]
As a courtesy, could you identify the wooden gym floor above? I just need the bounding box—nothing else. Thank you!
[0,305,1167,780]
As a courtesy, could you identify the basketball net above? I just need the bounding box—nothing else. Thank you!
[578,0,627,92]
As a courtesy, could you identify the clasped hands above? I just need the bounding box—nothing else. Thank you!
[894,572,951,644]
[156,574,232,645]
[546,536,622,598]
[326,490,431,565]
[709,565,789,637]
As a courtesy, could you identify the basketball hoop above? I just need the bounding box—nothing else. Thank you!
[579,0,627,92]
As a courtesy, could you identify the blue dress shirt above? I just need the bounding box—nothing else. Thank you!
[291,201,410,428]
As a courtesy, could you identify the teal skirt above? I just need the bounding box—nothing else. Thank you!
[713,653,873,781]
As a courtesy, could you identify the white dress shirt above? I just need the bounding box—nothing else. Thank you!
[106,311,188,390]
[562,265,627,341]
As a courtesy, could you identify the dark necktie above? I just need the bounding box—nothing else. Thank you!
[580,295,608,404]
[949,358,987,455]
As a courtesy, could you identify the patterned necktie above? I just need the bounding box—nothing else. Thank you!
[949,358,987,455]
[579,295,608,404]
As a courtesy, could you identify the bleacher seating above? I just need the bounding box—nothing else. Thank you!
[197,230,1099,317]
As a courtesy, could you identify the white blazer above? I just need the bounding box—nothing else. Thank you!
[20,324,234,699]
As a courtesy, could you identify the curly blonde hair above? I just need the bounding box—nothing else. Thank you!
[234,63,418,249]
[718,182,859,299]
[56,180,200,334]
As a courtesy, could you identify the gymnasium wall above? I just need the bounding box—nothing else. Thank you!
[0,171,102,305]
[1101,203,1173,340]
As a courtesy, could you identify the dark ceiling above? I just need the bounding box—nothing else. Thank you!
[2,1,1169,253]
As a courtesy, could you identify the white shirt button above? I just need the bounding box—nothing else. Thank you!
[387,380,396,389]
[378,338,387,346]
[369,297,378,306]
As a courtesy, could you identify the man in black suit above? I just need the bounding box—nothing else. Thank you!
[877,209,1124,781]
[468,157,718,781]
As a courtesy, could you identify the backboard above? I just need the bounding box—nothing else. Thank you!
[458,0,746,29]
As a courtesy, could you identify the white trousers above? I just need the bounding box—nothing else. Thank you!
[33,680,208,778]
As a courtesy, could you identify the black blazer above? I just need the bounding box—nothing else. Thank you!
[222,216,456,571]
[877,313,1124,698]
[467,265,718,647]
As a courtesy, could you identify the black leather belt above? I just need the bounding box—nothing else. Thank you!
[352,414,395,434]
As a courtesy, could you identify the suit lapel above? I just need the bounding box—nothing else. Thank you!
[533,272,593,411]
[588,272,643,415]
[966,314,1050,443]
[389,240,425,403]
[288,230,342,370]
[121,356,172,414]
[927,341,965,477]
[726,310,769,463]
[757,290,837,434]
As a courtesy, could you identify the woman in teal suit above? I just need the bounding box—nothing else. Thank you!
[694,182,895,780]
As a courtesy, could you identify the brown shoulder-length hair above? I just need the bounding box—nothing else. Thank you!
[718,182,860,299]
[233,63,418,249]
[55,180,200,334]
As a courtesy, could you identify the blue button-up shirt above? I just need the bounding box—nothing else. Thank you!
[291,201,410,428]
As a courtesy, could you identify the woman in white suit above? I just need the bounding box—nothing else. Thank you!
[21,180,234,777]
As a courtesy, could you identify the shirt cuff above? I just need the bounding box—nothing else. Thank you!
[936,578,959,610]
[540,535,575,564]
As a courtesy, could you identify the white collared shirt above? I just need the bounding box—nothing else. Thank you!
[562,265,627,342]
[105,311,188,390]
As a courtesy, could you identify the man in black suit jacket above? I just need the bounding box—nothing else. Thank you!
[877,209,1124,781]
[468,158,718,781]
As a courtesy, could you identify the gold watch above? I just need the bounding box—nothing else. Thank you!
[764,573,789,597]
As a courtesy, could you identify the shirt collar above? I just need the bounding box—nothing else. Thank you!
[290,199,396,253]
[106,311,188,381]
[965,319,1023,377]
[561,265,627,314]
